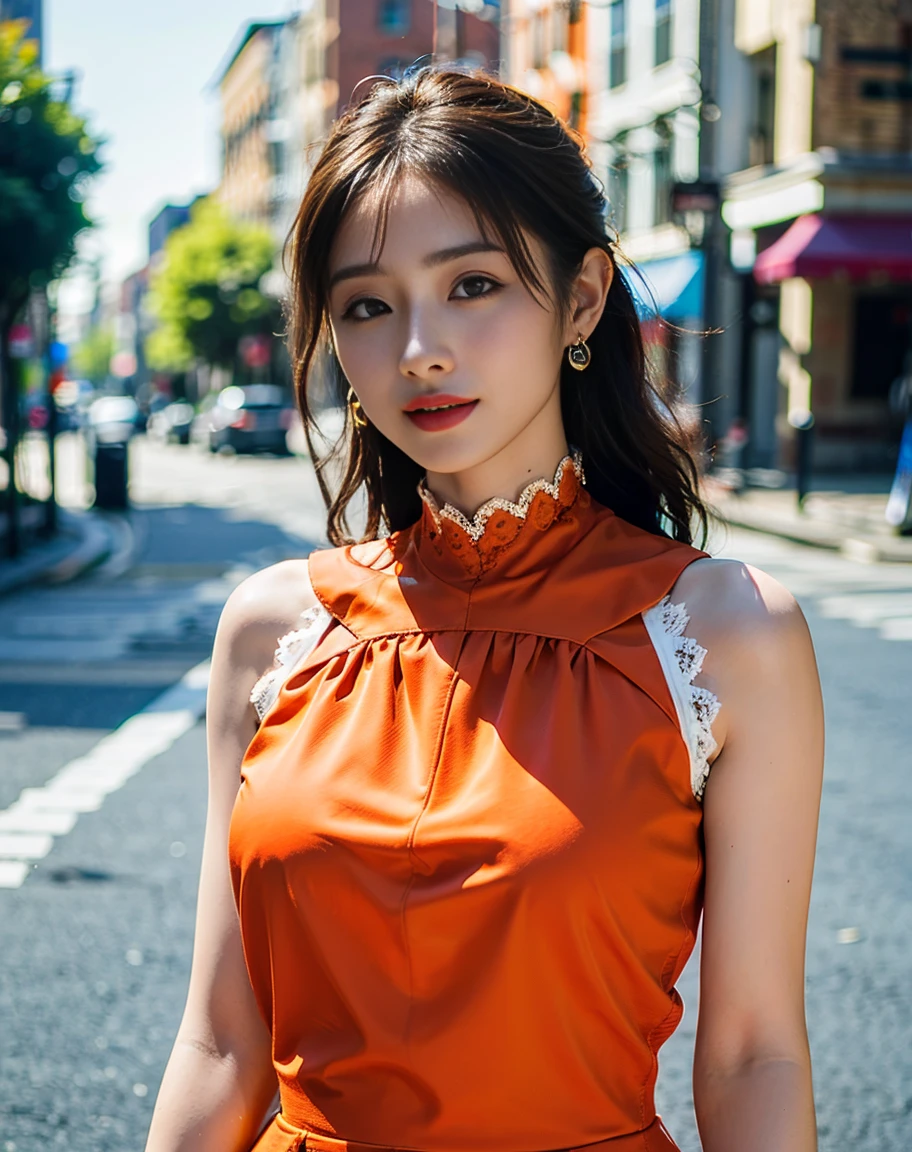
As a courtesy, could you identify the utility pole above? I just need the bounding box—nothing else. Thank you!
[697,0,723,458]
[0,304,21,559]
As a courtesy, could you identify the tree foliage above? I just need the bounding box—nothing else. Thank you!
[0,20,104,324]
[146,198,279,372]
[71,323,113,385]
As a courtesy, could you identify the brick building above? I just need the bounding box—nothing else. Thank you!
[502,0,587,132]
[722,0,912,471]
[213,21,286,227]
[215,3,501,257]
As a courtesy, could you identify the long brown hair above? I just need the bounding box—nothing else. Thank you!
[286,67,708,547]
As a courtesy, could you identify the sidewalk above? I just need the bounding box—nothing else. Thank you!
[708,474,912,563]
[0,508,119,598]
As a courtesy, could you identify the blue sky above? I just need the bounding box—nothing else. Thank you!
[47,0,295,325]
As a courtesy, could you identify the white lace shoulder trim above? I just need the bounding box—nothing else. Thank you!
[249,604,333,723]
[642,595,721,801]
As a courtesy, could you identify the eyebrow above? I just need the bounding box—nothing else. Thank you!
[328,241,506,289]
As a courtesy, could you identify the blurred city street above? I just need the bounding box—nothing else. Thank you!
[2,0,912,1148]
[0,437,909,1151]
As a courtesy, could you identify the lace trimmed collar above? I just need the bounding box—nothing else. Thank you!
[418,450,585,544]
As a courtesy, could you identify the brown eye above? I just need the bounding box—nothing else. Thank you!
[453,276,498,300]
[344,297,389,321]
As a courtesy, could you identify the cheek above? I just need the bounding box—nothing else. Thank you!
[462,295,562,390]
[333,324,396,398]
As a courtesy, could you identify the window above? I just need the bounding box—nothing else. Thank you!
[552,4,568,55]
[608,157,629,235]
[851,294,912,401]
[653,131,673,225]
[655,0,672,66]
[532,12,546,70]
[749,47,776,167]
[569,88,583,131]
[377,0,410,36]
[609,0,627,88]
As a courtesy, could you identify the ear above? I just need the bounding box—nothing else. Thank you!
[564,248,614,346]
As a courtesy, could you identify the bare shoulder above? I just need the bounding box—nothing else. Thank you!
[666,556,820,757]
[215,557,320,678]
[669,555,809,652]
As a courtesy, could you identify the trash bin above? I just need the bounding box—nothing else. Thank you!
[93,440,129,510]
[87,396,138,511]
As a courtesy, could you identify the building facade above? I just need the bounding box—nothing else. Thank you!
[218,3,501,266]
[214,20,287,227]
[572,0,752,456]
[505,0,912,473]
[723,0,912,471]
[502,0,587,131]
[337,0,500,118]
[148,202,194,264]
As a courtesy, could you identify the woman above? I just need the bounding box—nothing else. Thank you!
[146,69,823,1152]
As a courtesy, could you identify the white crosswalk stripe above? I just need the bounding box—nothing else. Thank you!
[0,577,230,668]
[0,665,210,888]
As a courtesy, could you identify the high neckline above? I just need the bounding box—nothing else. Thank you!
[416,450,586,579]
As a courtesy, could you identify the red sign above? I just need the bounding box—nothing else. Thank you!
[240,334,271,369]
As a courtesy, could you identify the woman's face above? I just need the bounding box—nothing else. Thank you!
[326,175,574,482]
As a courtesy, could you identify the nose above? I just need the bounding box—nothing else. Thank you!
[398,309,455,380]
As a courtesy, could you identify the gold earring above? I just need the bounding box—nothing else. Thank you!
[347,385,368,428]
[567,332,591,371]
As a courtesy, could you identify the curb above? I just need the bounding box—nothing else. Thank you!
[716,505,912,564]
[0,509,117,598]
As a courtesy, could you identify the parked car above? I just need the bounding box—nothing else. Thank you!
[148,401,195,445]
[197,385,295,455]
[136,390,171,433]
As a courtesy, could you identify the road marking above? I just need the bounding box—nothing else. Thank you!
[0,861,29,888]
[0,661,210,889]
[0,833,53,859]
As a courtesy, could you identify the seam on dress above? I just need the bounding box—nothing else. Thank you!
[399,634,469,1060]
[266,625,693,754]
[310,562,361,637]
[639,849,704,1126]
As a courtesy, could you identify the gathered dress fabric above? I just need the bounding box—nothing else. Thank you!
[229,456,710,1152]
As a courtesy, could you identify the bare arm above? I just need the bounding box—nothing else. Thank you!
[671,560,824,1152]
[145,560,319,1152]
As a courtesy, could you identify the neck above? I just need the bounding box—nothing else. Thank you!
[424,417,570,520]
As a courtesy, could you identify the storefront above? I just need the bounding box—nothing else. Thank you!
[754,214,912,472]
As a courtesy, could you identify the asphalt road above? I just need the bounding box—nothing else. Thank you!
[1,437,910,1152]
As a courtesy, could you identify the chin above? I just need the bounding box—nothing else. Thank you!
[402,439,494,476]
[379,418,489,475]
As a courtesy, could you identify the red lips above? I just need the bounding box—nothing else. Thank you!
[403,394,479,432]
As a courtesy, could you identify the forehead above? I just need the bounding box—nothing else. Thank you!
[329,174,487,269]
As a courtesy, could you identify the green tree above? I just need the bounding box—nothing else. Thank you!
[71,323,114,386]
[146,198,279,376]
[0,20,104,554]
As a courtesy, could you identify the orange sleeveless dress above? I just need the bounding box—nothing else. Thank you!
[230,454,709,1152]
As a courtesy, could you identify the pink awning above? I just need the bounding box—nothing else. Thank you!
[753,214,912,284]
